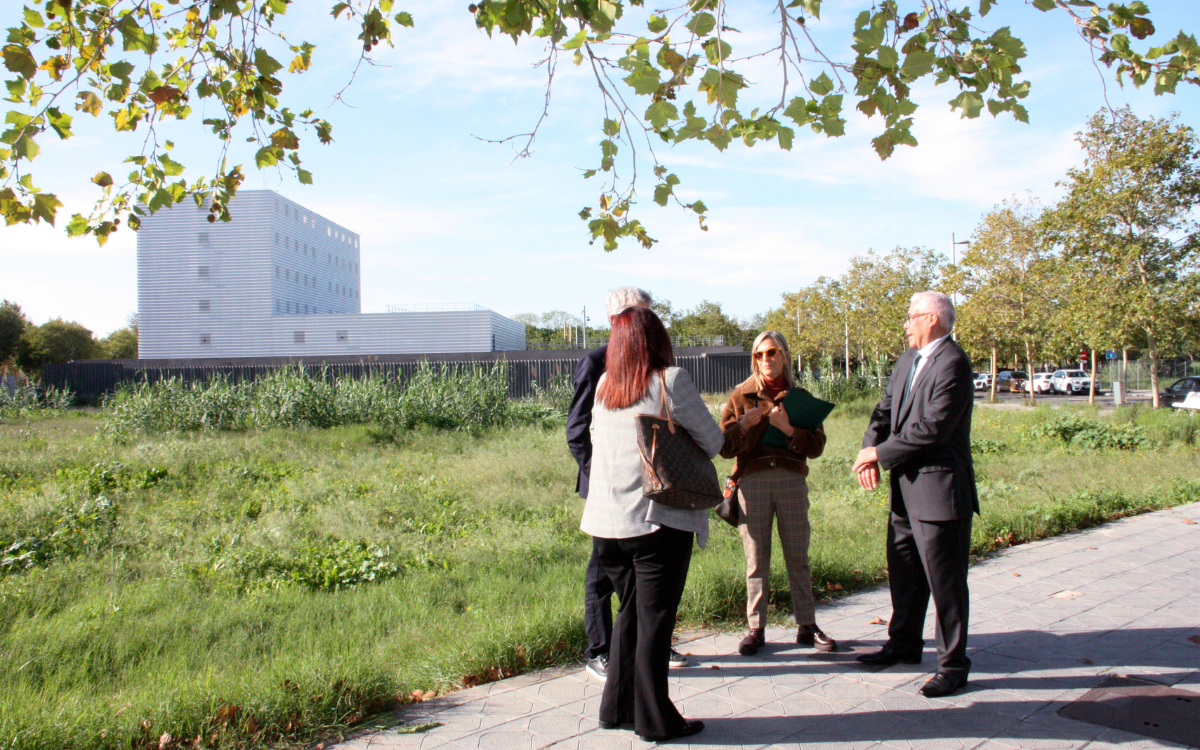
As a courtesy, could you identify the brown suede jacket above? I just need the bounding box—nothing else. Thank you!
[719,375,827,481]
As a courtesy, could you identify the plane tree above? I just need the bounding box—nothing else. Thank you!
[2,0,1198,248]
[1043,107,1200,407]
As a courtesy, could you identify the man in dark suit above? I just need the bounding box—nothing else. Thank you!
[568,287,689,680]
[851,291,979,698]
[567,338,614,680]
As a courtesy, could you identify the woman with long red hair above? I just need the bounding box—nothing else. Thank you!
[580,306,722,743]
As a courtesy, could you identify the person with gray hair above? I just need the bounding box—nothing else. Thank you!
[852,290,978,698]
[567,286,688,679]
[605,286,653,319]
[718,330,835,656]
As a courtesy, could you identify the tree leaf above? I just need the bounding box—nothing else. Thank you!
[810,72,834,96]
[949,91,984,119]
[255,49,284,77]
[686,12,716,37]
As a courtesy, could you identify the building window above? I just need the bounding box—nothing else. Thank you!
[198,300,210,312]
[337,330,349,342]
[274,232,279,245]
[197,232,210,245]
[200,334,211,345]
[294,331,305,344]
[197,265,209,278]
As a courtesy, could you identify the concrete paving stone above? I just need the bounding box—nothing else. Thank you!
[775,732,891,750]
[803,705,923,741]
[954,689,1046,721]
[533,679,602,703]
[718,676,806,703]
[361,736,468,750]
[674,692,756,719]
[545,729,646,750]
[800,675,896,706]
[882,731,991,750]
[987,721,1094,750]
[552,696,604,720]
[1091,725,1199,749]
[751,693,850,721]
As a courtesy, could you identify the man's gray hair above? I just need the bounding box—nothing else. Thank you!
[606,287,653,318]
[911,291,955,330]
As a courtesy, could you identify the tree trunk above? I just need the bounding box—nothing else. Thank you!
[990,347,998,403]
[1148,331,1160,408]
[1088,348,1097,405]
[1025,339,1036,406]
[1122,347,1128,393]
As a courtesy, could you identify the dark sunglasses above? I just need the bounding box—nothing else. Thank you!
[754,347,780,360]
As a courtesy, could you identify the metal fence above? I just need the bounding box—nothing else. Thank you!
[44,352,753,402]
[524,334,727,351]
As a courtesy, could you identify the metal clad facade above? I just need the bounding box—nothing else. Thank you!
[137,190,523,359]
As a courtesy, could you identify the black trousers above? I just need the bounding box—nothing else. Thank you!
[584,539,615,659]
[594,526,693,739]
[886,510,973,678]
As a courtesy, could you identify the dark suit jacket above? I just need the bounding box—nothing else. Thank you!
[566,345,607,499]
[862,338,979,522]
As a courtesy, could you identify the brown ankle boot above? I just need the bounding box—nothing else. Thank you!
[738,628,766,655]
[796,624,837,652]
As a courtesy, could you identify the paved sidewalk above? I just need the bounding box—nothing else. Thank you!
[342,503,1200,750]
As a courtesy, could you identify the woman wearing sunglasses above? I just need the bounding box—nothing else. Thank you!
[719,331,835,656]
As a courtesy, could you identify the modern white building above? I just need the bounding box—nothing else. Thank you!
[137,190,524,359]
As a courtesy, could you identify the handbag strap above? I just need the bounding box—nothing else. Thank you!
[657,370,676,433]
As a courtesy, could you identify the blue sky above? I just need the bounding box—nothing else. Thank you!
[2,0,1198,336]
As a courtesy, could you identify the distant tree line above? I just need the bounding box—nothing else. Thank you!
[0,301,138,378]
[759,108,1200,408]
[513,298,764,351]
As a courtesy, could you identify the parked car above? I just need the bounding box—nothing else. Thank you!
[974,373,991,391]
[1024,373,1054,394]
[1159,376,1200,407]
[1000,371,1028,393]
[1050,369,1094,394]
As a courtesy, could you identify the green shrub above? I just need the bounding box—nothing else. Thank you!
[1026,413,1149,450]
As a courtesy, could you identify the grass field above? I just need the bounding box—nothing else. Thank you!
[1,399,1197,750]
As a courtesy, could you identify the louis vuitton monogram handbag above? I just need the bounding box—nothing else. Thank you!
[635,371,722,511]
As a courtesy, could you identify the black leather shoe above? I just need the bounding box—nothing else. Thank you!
[738,628,765,656]
[919,672,967,698]
[797,624,837,652]
[855,644,922,665]
[637,719,704,743]
[599,720,624,730]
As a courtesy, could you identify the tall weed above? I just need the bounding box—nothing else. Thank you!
[101,362,536,438]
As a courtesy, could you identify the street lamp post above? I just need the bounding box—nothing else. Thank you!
[951,232,970,308]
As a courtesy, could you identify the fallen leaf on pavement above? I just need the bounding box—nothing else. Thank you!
[868,616,888,625]
[709,664,721,669]
[1081,658,1093,665]
[1182,519,1196,525]
[1187,635,1200,644]
[1012,573,1021,577]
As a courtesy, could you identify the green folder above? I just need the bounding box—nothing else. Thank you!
[762,389,836,448]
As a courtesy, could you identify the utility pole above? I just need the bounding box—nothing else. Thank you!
[582,307,588,349]
[952,232,970,342]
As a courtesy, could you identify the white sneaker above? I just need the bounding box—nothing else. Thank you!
[668,648,688,667]
[586,654,608,681]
